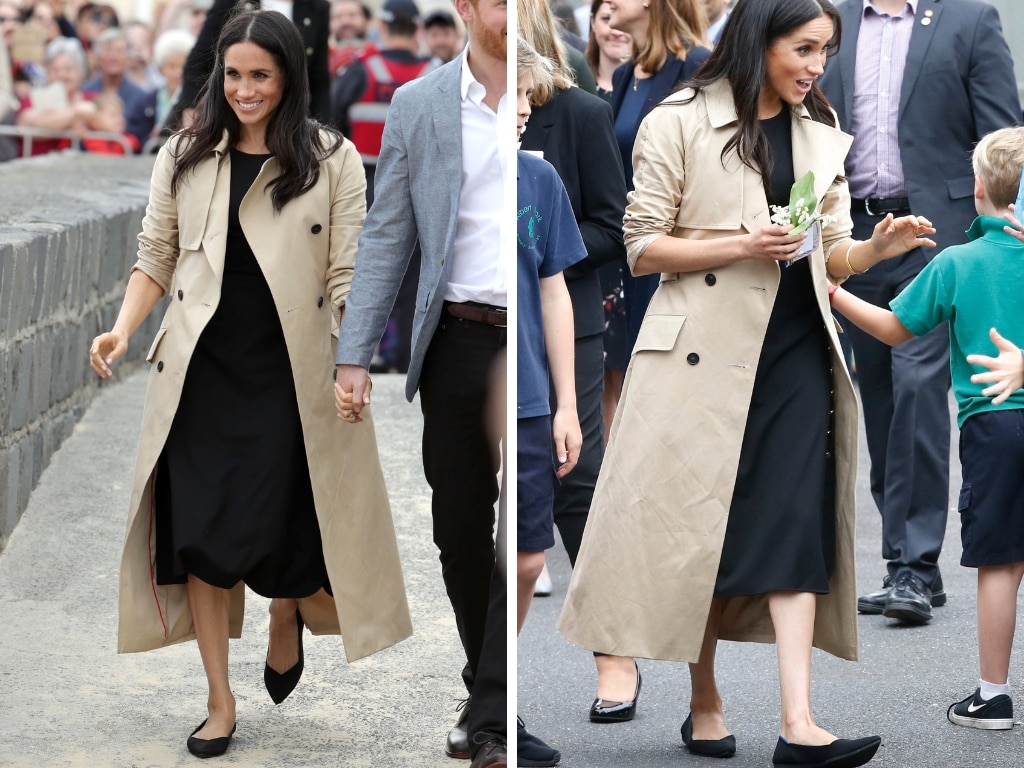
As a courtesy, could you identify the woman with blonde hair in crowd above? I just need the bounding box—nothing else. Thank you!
[518,0,632,728]
[604,0,710,417]
[585,0,631,97]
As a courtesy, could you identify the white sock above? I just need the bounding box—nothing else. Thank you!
[979,679,1011,700]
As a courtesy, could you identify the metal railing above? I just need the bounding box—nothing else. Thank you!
[0,125,136,158]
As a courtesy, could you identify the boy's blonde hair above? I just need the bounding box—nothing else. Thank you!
[517,36,554,101]
[972,126,1024,209]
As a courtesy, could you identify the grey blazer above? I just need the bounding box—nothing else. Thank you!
[820,0,1021,254]
[336,57,464,401]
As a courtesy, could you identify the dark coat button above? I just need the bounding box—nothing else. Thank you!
[317,296,324,308]
[311,223,322,234]
[704,273,716,286]
[686,353,700,365]
[157,361,164,372]
[177,289,183,300]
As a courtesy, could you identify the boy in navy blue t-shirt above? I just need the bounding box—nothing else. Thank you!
[515,37,587,767]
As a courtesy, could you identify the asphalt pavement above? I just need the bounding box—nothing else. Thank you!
[0,370,468,768]
[519,392,1024,768]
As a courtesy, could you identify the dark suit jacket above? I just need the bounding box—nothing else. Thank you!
[820,0,1020,253]
[519,86,627,339]
[175,0,332,125]
[609,47,711,190]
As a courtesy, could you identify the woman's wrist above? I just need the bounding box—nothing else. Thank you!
[845,241,870,276]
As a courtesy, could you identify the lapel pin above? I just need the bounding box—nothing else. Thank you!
[921,16,931,25]
[924,8,933,15]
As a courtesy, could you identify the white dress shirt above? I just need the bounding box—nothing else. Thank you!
[445,46,508,308]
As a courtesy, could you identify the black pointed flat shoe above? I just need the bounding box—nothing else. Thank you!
[772,735,881,768]
[187,719,236,758]
[589,663,642,723]
[680,713,736,758]
[264,609,304,704]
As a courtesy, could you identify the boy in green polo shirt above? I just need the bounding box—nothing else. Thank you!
[830,126,1024,732]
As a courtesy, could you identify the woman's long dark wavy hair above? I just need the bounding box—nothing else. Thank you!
[170,9,343,212]
[683,0,841,178]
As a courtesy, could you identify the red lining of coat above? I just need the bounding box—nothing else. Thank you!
[147,470,168,638]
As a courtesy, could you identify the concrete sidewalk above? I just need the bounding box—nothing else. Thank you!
[0,370,466,768]
[520,393,1024,768]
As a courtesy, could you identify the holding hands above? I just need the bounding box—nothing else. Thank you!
[335,365,372,423]
[967,328,1024,405]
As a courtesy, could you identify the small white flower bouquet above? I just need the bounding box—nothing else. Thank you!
[769,171,837,265]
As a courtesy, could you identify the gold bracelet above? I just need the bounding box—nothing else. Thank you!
[845,241,869,276]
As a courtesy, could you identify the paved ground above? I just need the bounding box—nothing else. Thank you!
[0,371,469,768]
[520,392,1024,768]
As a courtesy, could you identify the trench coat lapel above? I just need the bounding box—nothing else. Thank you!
[179,132,232,284]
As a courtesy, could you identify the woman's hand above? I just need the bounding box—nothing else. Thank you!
[746,224,806,263]
[868,213,936,261]
[966,327,1024,405]
[90,331,128,378]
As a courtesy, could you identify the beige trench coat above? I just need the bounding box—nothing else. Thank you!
[559,80,861,663]
[117,132,413,662]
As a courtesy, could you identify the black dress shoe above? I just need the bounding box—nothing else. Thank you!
[469,735,507,768]
[445,697,471,759]
[772,736,881,768]
[859,574,946,615]
[186,719,237,758]
[883,572,933,623]
[264,609,304,704]
[680,713,736,758]
[589,663,642,723]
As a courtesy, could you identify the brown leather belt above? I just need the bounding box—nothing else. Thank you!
[444,301,507,327]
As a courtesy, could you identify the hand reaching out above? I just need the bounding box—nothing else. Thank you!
[90,331,128,378]
[966,328,1024,405]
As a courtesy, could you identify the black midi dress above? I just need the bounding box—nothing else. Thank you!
[714,109,837,597]
[154,149,329,599]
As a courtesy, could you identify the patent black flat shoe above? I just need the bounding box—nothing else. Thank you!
[680,713,736,758]
[589,663,642,723]
[772,735,881,768]
[187,719,236,758]
[264,609,304,704]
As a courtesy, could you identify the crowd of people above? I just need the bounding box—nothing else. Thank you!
[0,0,463,163]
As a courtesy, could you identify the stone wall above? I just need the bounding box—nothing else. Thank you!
[0,153,160,549]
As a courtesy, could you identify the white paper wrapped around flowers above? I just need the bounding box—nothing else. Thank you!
[769,171,838,265]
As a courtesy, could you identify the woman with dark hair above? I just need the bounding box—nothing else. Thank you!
[584,0,630,96]
[560,1,935,765]
[89,9,410,758]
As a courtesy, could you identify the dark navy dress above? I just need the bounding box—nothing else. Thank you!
[154,149,328,598]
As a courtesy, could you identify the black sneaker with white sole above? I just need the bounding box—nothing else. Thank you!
[947,688,1014,730]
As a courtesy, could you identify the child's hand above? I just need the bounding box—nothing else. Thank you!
[552,408,582,478]
[967,328,1024,405]
[1003,204,1024,244]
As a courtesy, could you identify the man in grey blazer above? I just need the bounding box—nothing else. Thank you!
[821,0,1020,623]
[335,0,508,765]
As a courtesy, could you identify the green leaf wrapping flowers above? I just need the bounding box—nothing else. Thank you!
[769,171,837,235]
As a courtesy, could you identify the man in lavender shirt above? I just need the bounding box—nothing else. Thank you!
[821,0,1020,624]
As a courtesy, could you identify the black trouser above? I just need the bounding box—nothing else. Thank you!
[551,332,605,566]
[418,314,506,749]
[836,210,951,588]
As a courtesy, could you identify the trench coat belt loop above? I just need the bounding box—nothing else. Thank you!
[851,197,911,217]
[444,301,508,327]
